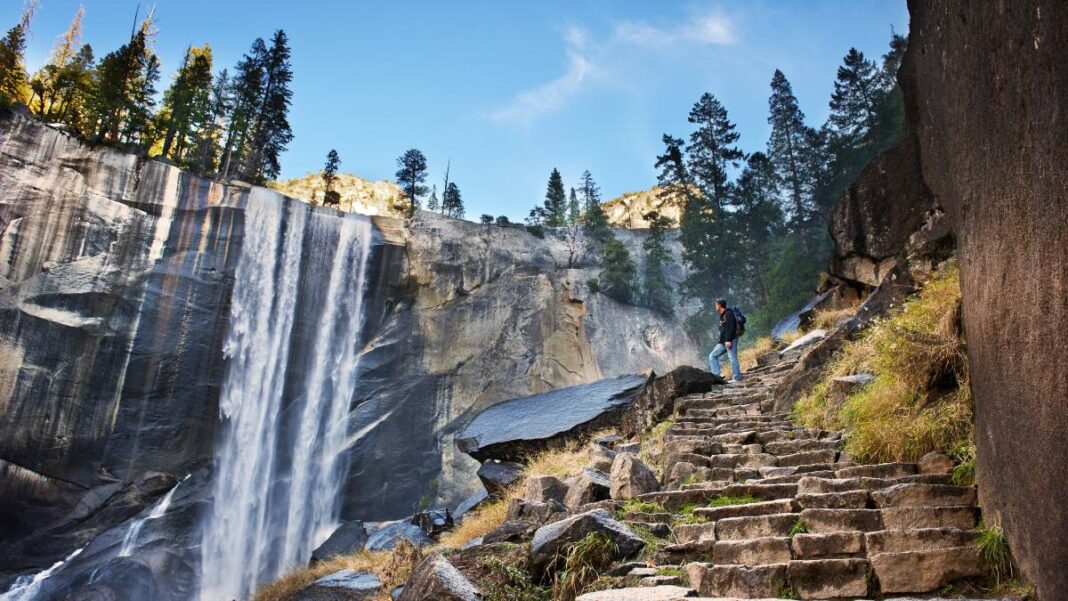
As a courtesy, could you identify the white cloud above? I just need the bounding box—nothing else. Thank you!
[488,11,737,126]
[489,28,594,127]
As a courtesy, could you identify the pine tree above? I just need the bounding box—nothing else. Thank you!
[322,149,341,207]
[767,69,818,231]
[679,93,743,304]
[542,168,567,227]
[443,182,464,218]
[29,5,83,119]
[880,32,908,90]
[394,148,428,218]
[0,1,37,107]
[828,48,881,143]
[732,152,784,310]
[188,68,230,174]
[426,184,439,212]
[600,237,638,304]
[158,45,214,164]
[240,30,293,182]
[87,13,159,146]
[641,210,674,315]
[220,38,265,179]
[579,170,610,242]
[654,134,693,208]
[567,187,580,226]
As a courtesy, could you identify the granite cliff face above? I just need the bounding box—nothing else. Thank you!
[823,3,1068,598]
[0,111,700,596]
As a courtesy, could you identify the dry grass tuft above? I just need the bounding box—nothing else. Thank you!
[737,336,775,371]
[795,262,973,463]
[806,303,860,331]
[250,539,422,601]
[436,495,512,549]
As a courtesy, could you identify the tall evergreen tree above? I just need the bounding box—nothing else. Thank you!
[767,69,818,231]
[426,184,439,212]
[827,48,881,143]
[732,152,784,310]
[599,237,638,304]
[221,38,265,179]
[87,13,159,146]
[322,149,341,207]
[0,1,36,107]
[237,30,293,182]
[157,45,214,164]
[188,68,230,174]
[394,148,428,218]
[579,170,610,242]
[654,134,693,207]
[542,168,567,227]
[679,92,743,304]
[567,187,580,226]
[641,210,674,315]
[443,181,464,218]
[28,6,83,119]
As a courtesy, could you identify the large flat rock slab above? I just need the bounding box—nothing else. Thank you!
[458,375,646,461]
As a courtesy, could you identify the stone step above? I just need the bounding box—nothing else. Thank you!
[693,498,797,522]
[673,522,716,544]
[574,585,697,601]
[800,508,884,533]
[657,538,715,563]
[719,482,798,501]
[774,449,839,467]
[790,531,865,559]
[787,558,871,599]
[637,488,727,511]
[864,527,980,554]
[880,505,980,530]
[836,462,918,479]
[870,483,977,508]
[712,536,792,565]
[796,475,895,494]
[795,490,871,510]
[762,438,840,455]
[870,546,987,594]
[714,513,799,540]
[621,511,675,524]
[707,453,779,470]
[758,470,836,484]
[686,562,789,598]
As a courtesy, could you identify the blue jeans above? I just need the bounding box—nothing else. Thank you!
[710,341,741,381]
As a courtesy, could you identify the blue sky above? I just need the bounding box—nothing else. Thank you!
[7,1,908,221]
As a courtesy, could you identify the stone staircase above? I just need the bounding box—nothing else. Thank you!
[598,355,997,600]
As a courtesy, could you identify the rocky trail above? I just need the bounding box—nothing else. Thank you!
[450,350,1010,601]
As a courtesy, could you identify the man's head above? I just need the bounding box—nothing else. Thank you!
[715,298,728,314]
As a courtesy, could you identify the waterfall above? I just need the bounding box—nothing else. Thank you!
[0,548,84,601]
[198,190,375,601]
[117,475,187,558]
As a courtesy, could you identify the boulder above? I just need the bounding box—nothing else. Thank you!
[396,553,481,601]
[482,519,538,544]
[563,468,611,509]
[506,499,566,524]
[293,570,381,601]
[411,508,454,537]
[476,460,523,496]
[530,509,645,576]
[622,366,724,437]
[311,521,369,564]
[365,521,435,552]
[588,443,618,472]
[609,453,660,500]
[523,475,569,504]
[457,375,646,462]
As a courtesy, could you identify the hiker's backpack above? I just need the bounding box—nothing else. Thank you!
[731,306,747,337]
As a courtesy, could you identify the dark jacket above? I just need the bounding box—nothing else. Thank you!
[718,308,737,345]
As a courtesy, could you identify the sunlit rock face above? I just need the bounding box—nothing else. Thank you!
[0,113,700,596]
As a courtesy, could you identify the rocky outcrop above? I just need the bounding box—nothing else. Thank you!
[904,3,1068,598]
[0,112,701,592]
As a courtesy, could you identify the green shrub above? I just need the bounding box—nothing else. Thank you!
[976,523,1013,583]
[549,532,618,601]
[706,494,761,508]
[789,518,808,536]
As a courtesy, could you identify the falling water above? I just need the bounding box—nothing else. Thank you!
[117,475,188,557]
[198,190,375,601]
[0,548,84,601]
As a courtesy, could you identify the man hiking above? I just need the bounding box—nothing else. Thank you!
[709,298,743,382]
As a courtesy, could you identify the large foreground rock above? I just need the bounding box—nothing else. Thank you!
[312,521,369,563]
[609,453,661,499]
[396,553,481,601]
[457,376,646,462]
[293,570,381,601]
[530,509,645,576]
[906,2,1068,598]
[622,366,724,436]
